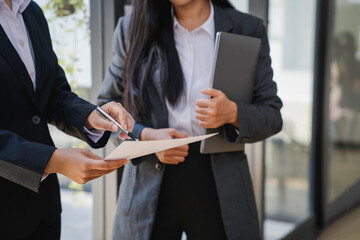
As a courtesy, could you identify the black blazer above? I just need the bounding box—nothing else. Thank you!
[98,4,282,240]
[0,2,109,239]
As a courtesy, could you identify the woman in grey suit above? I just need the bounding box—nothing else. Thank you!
[98,0,282,239]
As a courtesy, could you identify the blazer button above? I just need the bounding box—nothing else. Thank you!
[32,116,41,125]
[155,163,163,171]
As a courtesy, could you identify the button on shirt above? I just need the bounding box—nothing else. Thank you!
[166,3,215,137]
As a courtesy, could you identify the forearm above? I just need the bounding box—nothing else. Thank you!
[0,129,55,192]
[228,100,239,129]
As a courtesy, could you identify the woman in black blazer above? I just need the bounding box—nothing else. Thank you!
[0,1,134,239]
[98,0,282,239]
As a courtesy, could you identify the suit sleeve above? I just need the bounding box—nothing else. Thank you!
[47,64,111,148]
[97,17,146,141]
[223,22,283,144]
[0,129,55,192]
[34,4,111,148]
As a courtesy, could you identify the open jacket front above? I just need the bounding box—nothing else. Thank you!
[98,4,283,240]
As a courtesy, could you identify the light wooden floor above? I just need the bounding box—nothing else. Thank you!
[318,205,360,240]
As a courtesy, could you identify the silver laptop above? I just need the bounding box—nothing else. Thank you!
[200,32,261,154]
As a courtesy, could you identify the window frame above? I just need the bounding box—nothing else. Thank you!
[90,0,126,239]
[320,0,360,226]
[283,0,360,238]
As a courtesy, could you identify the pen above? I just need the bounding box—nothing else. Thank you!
[95,106,139,141]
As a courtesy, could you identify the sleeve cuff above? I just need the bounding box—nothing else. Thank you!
[132,122,146,140]
[41,173,49,182]
[83,127,105,143]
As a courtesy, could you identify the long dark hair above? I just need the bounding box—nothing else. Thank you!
[124,0,234,119]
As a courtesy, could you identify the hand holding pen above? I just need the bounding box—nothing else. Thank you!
[85,102,137,140]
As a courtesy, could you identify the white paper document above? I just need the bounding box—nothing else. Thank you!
[105,133,218,160]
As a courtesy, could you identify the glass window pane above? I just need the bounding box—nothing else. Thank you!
[229,0,248,13]
[326,0,360,203]
[37,0,93,239]
[264,0,317,239]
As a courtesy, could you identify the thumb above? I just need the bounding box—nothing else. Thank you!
[83,150,103,160]
[170,130,188,139]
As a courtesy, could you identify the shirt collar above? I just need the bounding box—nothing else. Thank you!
[173,1,215,39]
[18,0,31,13]
[16,0,31,13]
[0,0,31,13]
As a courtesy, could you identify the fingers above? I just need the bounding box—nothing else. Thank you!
[82,149,103,160]
[82,176,101,183]
[90,159,129,171]
[168,128,188,139]
[86,167,121,179]
[118,132,128,140]
[75,159,128,184]
[58,149,128,185]
[195,106,210,115]
[173,144,189,152]
[155,145,189,164]
[86,110,119,132]
[195,106,216,127]
[80,149,128,170]
[102,102,135,132]
[199,120,210,128]
[160,156,186,165]
[196,99,211,108]
[85,102,133,137]
[200,88,222,97]
[163,158,185,164]
[166,149,189,157]
[199,120,220,129]
[80,167,119,184]
[156,146,189,158]
[97,113,119,132]
[195,114,209,121]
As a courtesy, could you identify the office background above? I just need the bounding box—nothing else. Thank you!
[38,0,360,239]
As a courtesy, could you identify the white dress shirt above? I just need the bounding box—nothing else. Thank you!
[166,3,215,137]
[0,0,36,88]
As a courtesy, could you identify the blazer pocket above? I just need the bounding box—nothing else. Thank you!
[238,155,259,220]
[117,163,137,216]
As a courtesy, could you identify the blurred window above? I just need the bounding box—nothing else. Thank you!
[326,0,360,204]
[229,0,248,12]
[37,0,93,239]
[264,0,317,239]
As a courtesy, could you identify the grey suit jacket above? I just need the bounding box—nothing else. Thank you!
[98,4,282,240]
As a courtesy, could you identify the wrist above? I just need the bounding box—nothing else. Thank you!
[229,101,239,126]
[84,110,96,130]
[140,128,154,141]
[45,149,59,174]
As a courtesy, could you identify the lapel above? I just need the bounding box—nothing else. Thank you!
[22,6,44,94]
[0,26,38,107]
[0,5,43,110]
[213,4,234,36]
